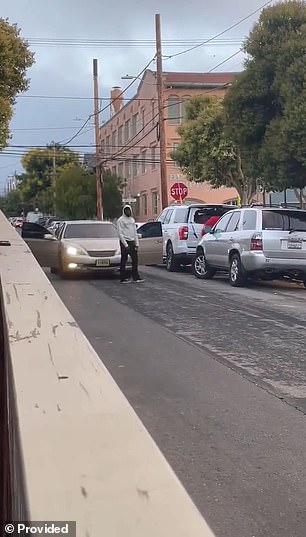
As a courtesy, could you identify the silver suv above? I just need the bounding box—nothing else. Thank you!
[193,206,306,287]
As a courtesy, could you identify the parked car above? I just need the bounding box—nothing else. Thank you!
[22,220,163,279]
[193,206,306,287]
[157,204,235,271]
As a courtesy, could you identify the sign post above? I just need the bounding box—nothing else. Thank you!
[170,182,189,203]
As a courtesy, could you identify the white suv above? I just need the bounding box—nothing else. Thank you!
[157,204,235,271]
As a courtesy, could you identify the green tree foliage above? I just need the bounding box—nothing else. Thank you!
[0,18,34,148]
[172,96,256,204]
[56,166,96,219]
[224,0,306,200]
[102,170,123,220]
[18,145,79,210]
[0,189,24,216]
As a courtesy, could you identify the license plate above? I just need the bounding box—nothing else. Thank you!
[96,258,110,266]
[287,241,302,249]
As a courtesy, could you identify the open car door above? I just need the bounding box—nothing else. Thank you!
[22,222,60,268]
[137,221,163,265]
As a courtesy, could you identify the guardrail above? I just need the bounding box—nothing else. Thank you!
[0,211,215,536]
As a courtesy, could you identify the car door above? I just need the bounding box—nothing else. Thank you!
[204,211,235,266]
[22,222,60,268]
[137,221,163,265]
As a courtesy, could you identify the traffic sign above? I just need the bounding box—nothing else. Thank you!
[170,182,188,202]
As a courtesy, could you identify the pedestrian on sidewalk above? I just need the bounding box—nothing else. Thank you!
[117,205,144,283]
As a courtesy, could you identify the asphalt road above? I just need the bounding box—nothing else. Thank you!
[48,266,306,537]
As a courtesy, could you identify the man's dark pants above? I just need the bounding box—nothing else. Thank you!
[120,241,140,281]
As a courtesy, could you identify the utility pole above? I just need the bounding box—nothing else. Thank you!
[52,141,56,215]
[155,14,168,209]
[93,59,103,220]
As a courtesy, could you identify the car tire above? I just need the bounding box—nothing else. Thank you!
[166,243,180,272]
[229,253,246,287]
[193,250,216,280]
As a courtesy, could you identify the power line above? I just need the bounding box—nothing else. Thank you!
[59,56,156,147]
[163,0,273,59]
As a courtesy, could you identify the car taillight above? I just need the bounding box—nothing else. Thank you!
[250,233,263,251]
[178,226,188,240]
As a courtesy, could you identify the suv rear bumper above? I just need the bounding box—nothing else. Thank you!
[242,251,306,273]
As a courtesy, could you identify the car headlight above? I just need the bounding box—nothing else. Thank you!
[65,245,87,256]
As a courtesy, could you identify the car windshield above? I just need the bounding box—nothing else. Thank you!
[262,210,306,232]
[64,223,118,239]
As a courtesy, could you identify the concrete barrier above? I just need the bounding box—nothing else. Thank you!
[0,211,215,536]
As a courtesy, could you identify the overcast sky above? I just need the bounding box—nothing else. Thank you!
[0,0,272,193]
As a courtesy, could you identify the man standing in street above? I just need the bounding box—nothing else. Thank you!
[117,205,144,283]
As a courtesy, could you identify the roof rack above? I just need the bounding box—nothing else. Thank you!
[249,203,302,209]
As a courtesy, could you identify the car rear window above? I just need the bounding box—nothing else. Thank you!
[173,207,189,223]
[64,223,118,239]
[262,210,306,231]
[193,206,233,224]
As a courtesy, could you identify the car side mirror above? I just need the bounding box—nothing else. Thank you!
[43,233,57,241]
[137,233,142,239]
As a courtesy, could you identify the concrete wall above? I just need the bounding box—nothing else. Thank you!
[0,212,215,536]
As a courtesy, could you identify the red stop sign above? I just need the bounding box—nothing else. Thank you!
[170,182,188,201]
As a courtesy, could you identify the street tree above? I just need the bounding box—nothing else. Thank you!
[171,96,257,205]
[0,18,34,148]
[224,0,306,202]
[18,145,79,208]
[102,170,123,220]
[55,166,96,219]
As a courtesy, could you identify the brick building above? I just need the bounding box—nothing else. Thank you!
[99,70,239,221]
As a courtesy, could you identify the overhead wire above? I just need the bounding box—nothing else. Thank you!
[163,0,273,59]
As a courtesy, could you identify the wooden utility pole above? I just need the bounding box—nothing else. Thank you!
[155,14,168,209]
[93,59,103,220]
[52,141,56,215]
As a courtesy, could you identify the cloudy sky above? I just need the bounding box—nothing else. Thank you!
[0,0,272,193]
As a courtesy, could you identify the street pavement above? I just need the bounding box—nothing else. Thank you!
[48,267,306,537]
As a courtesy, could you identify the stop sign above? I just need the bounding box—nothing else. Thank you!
[170,182,188,201]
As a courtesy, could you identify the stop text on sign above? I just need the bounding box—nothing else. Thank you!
[170,182,188,201]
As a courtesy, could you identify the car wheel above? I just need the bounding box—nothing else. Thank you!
[166,243,179,272]
[229,254,246,287]
[193,251,216,280]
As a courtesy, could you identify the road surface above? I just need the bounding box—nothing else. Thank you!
[48,267,306,537]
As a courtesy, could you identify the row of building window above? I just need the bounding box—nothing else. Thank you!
[101,95,190,155]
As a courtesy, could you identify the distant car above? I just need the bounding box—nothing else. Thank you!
[193,206,306,287]
[13,217,24,229]
[22,220,163,279]
[157,204,236,271]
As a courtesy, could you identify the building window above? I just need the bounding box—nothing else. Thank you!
[140,109,145,131]
[167,95,180,125]
[132,113,138,136]
[133,155,138,177]
[181,96,191,119]
[124,119,130,142]
[142,193,148,216]
[151,146,156,170]
[118,125,123,146]
[152,191,158,215]
[141,150,147,174]
[151,99,156,125]
[118,162,124,179]
[171,142,180,167]
[125,159,131,178]
[111,131,117,149]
